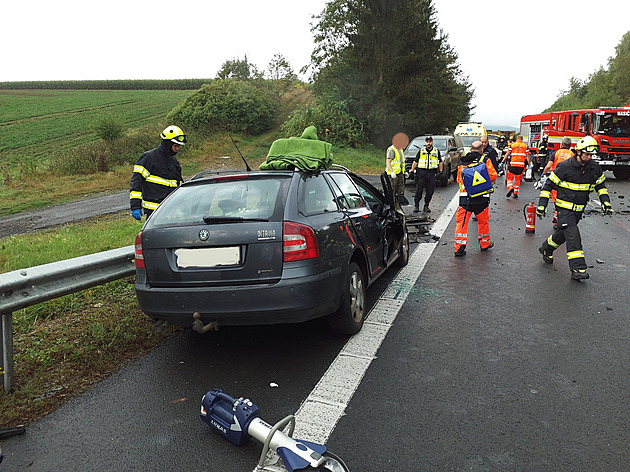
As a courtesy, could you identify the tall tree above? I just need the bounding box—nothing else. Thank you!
[310,0,473,147]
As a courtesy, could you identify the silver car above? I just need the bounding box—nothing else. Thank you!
[404,135,464,186]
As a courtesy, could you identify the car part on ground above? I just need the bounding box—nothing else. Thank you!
[200,388,350,471]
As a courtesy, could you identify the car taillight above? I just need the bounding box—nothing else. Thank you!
[283,221,320,262]
[134,232,145,269]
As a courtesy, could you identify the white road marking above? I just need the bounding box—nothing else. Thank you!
[291,191,460,444]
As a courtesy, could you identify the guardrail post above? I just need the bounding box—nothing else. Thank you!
[1,311,14,393]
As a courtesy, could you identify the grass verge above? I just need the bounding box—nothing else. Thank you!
[0,214,180,428]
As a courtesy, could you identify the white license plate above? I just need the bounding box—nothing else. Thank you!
[175,247,240,268]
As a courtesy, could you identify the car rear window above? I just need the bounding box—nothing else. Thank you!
[150,176,290,225]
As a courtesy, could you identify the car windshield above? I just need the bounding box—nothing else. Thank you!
[459,136,479,146]
[593,113,630,137]
[150,175,290,225]
[408,137,448,152]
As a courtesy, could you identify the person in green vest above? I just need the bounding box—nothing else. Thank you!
[386,133,408,198]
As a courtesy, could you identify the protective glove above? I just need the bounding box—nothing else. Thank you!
[132,209,143,221]
[389,171,397,178]
[404,171,409,179]
[536,206,547,218]
[602,201,613,215]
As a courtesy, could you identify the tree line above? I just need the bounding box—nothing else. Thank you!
[546,31,630,111]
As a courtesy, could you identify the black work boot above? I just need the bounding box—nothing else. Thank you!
[571,269,589,280]
[454,245,466,257]
[539,246,553,264]
[413,203,420,213]
[423,205,431,213]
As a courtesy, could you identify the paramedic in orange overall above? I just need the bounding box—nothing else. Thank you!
[501,135,530,198]
[454,141,498,257]
[542,137,574,228]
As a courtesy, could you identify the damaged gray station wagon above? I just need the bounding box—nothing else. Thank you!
[134,167,409,335]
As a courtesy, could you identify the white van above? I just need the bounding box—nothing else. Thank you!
[454,122,487,154]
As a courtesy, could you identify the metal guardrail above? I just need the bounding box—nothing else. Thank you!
[0,245,135,393]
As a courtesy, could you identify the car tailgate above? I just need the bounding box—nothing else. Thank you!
[142,222,283,286]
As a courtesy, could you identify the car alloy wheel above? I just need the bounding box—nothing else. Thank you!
[329,262,365,335]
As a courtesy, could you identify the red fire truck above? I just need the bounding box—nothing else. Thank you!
[520,106,630,180]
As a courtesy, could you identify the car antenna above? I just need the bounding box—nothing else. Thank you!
[229,134,252,172]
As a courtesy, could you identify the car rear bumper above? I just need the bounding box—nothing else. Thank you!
[135,267,344,327]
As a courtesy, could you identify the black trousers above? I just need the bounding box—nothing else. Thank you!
[541,209,586,271]
[414,169,437,207]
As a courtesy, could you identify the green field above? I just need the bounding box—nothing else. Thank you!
[0,89,194,168]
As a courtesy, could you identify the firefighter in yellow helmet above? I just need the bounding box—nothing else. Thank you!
[130,126,186,219]
[536,136,612,280]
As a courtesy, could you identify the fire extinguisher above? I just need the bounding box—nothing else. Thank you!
[524,202,536,234]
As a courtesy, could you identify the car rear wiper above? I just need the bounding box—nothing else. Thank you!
[203,216,269,224]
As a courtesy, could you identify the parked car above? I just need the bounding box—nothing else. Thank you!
[404,135,464,186]
[134,166,409,335]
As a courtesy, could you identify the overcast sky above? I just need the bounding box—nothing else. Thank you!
[4,1,629,129]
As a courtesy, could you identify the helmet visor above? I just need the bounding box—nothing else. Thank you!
[581,144,598,154]
[171,134,187,144]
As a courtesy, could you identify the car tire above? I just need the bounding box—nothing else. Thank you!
[394,226,409,267]
[613,167,630,180]
[328,262,366,335]
[439,164,450,186]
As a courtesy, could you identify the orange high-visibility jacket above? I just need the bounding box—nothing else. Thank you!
[551,148,573,171]
[508,141,528,167]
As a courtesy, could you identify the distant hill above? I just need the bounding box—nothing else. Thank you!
[484,123,519,132]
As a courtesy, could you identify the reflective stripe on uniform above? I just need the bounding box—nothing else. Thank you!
[130,191,143,200]
[597,187,609,197]
[146,175,179,187]
[547,235,559,248]
[540,190,551,198]
[134,165,179,188]
[134,165,150,178]
[555,198,585,212]
[549,172,592,192]
[143,200,160,210]
[567,250,585,260]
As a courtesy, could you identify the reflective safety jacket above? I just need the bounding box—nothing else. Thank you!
[550,148,574,171]
[506,141,528,167]
[130,142,183,212]
[386,146,405,174]
[456,152,497,204]
[415,146,441,170]
[538,155,610,213]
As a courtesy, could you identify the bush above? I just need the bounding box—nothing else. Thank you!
[49,127,158,175]
[167,79,278,135]
[93,115,126,142]
[281,101,367,147]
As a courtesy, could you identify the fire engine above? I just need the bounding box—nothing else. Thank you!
[520,106,630,180]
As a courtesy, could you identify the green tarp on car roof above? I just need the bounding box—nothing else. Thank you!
[259,125,333,172]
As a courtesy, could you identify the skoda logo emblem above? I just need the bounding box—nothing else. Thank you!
[199,229,209,241]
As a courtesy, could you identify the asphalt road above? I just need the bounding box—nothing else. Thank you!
[1,173,629,471]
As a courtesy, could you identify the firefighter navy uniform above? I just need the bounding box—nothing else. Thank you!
[537,154,611,279]
[130,140,184,216]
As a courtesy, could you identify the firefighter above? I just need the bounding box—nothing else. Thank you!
[410,136,443,213]
[535,135,549,173]
[453,141,497,257]
[536,136,612,280]
[501,135,530,198]
[130,125,186,219]
[542,137,575,228]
